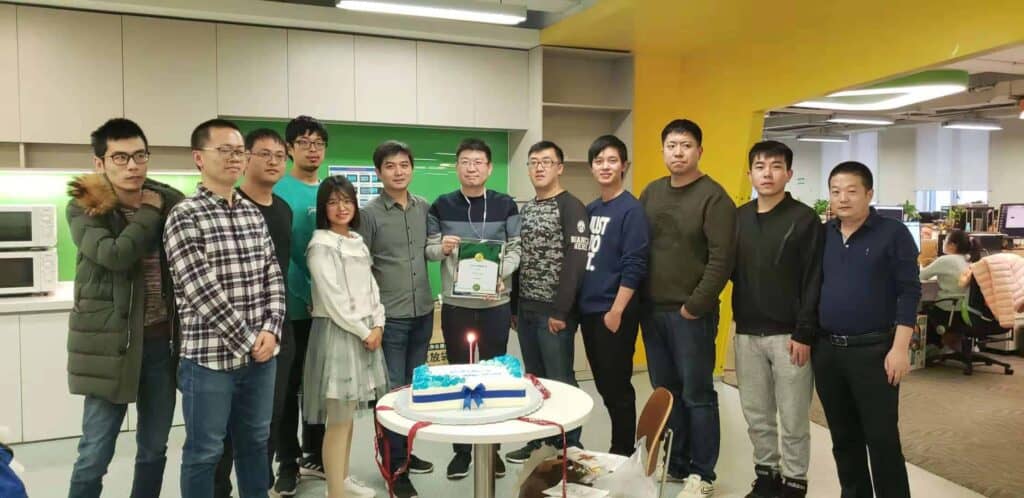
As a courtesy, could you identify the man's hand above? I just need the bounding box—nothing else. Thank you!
[885,345,910,385]
[364,327,383,351]
[441,235,461,256]
[679,305,698,320]
[603,309,622,334]
[141,189,163,210]
[484,279,505,302]
[548,318,567,334]
[789,339,811,367]
[510,315,518,331]
[251,331,277,363]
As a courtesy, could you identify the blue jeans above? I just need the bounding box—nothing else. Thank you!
[381,313,433,471]
[517,310,582,449]
[641,309,720,482]
[178,357,276,498]
[68,338,176,498]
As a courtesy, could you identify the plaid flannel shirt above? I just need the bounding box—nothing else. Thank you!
[164,184,285,371]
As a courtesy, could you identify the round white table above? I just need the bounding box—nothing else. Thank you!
[376,378,594,498]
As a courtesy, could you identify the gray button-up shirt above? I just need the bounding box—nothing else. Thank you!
[358,190,434,318]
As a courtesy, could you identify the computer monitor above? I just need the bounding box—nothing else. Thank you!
[998,203,1024,238]
[875,206,904,221]
[904,222,921,251]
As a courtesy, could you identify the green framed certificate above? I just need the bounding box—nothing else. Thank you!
[453,239,505,298]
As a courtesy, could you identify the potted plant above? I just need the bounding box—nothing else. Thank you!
[901,200,920,221]
[813,199,829,222]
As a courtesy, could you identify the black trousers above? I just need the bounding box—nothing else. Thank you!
[812,336,910,498]
[580,300,639,456]
[441,303,511,455]
[214,320,296,497]
[277,319,325,471]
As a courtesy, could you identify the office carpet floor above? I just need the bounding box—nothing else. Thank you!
[725,353,1024,498]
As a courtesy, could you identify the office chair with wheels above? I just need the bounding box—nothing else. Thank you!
[928,276,1015,375]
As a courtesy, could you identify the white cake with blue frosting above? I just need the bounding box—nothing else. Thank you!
[410,355,528,411]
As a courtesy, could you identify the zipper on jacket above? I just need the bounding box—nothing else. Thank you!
[774,221,797,266]
[123,278,135,354]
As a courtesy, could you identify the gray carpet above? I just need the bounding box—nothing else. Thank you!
[725,353,1024,498]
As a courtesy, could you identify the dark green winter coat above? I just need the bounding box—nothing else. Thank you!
[66,173,184,403]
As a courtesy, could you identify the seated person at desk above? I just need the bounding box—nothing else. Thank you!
[921,229,980,351]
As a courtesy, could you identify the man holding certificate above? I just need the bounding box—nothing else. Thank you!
[426,138,522,481]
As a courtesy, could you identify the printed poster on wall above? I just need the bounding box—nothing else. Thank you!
[327,165,384,207]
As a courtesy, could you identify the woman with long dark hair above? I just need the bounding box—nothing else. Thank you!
[922,229,981,351]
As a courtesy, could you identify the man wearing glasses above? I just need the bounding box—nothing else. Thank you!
[165,118,285,498]
[505,141,589,463]
[214,128,294,498]
[426,138,521,480]
[66,118,184,498]
[272,115,329,494]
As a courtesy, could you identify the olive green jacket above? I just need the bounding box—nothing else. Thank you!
[66,173,183,403]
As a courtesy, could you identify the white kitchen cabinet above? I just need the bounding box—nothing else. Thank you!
[17,6,123,144]
[123,16,217,147]
[416,41,475,127]
[0,5,19,142]
[217,24,288,118]
[472,46,529,130]
[288,30,355,122]
[19,311,84,441]
[353,36,417,124]
[0,318,21,443]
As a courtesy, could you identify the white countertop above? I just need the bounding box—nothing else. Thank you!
[0,281,74,314]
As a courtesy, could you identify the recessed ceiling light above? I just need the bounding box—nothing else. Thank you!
[797,134,850,143]
[826,114,895,126]
[942,118,1002,131]
[795,70,969,111]
[337,0,527,25]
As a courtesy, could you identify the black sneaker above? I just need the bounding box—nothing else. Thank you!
[505,444,538,464]
[666,470,689,483]
[298,455,326,479]
[745,465,782,498]
[273,468,299,496]
[391,474,419,498]
[446,453,471,480]
[408,454,434,474]
[780,477,807,498]
[494,452,506,478]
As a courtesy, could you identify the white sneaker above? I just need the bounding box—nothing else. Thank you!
[344,476,376,498]
[676,474,714,498]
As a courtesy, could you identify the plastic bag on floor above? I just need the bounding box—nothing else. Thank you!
[590,437,657,498]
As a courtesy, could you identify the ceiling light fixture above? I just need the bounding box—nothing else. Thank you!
[337,0,527,25]
[796,133,850,143]
[826,114,895,126]
[942,118,1003,131]
[795,70,969,111]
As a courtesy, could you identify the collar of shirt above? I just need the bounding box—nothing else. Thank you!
[197,183,243,207]
[380,190,418,211]
[828,206,881,238]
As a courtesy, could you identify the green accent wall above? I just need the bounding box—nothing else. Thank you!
[0,121,509,300]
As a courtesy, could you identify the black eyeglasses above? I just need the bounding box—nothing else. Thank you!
[106,151,151,166]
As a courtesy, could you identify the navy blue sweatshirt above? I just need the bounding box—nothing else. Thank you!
[819,208,921,335]
[579,191,649,314]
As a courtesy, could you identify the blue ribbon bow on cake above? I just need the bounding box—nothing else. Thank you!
[462,384,487,409]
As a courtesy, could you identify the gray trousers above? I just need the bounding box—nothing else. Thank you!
[734,334,813,480]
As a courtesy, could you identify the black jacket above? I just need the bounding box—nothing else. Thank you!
[731,194,823,345]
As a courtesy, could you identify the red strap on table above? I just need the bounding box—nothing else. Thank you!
[374,385,432,498]
[520,376,568,498]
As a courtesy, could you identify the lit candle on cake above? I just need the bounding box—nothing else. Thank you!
[466,332,477,364]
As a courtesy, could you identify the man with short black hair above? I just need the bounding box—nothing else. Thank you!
[427,138,521,480]
[166,118,285,498]
[815,161,918,498]
[273,115,330,491]
[67,118,184,498]
[506,140,589,463]
[640,119,736,498]
[732,140,821,498]
[358,140,434,498]
[214,128,294,498]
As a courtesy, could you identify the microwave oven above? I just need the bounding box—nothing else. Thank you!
[0,248,58,296]
[0,205,58,249]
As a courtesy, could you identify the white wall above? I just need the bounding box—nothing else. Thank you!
[989,118,1024,207]
[877,126,916,205]
[780,138,823,205]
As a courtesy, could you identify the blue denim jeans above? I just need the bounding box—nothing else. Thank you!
[381,313,433,471]
[68,338,177,498]
[641,309,720,482]
[517,310,582,449]
[178,356,276,498]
